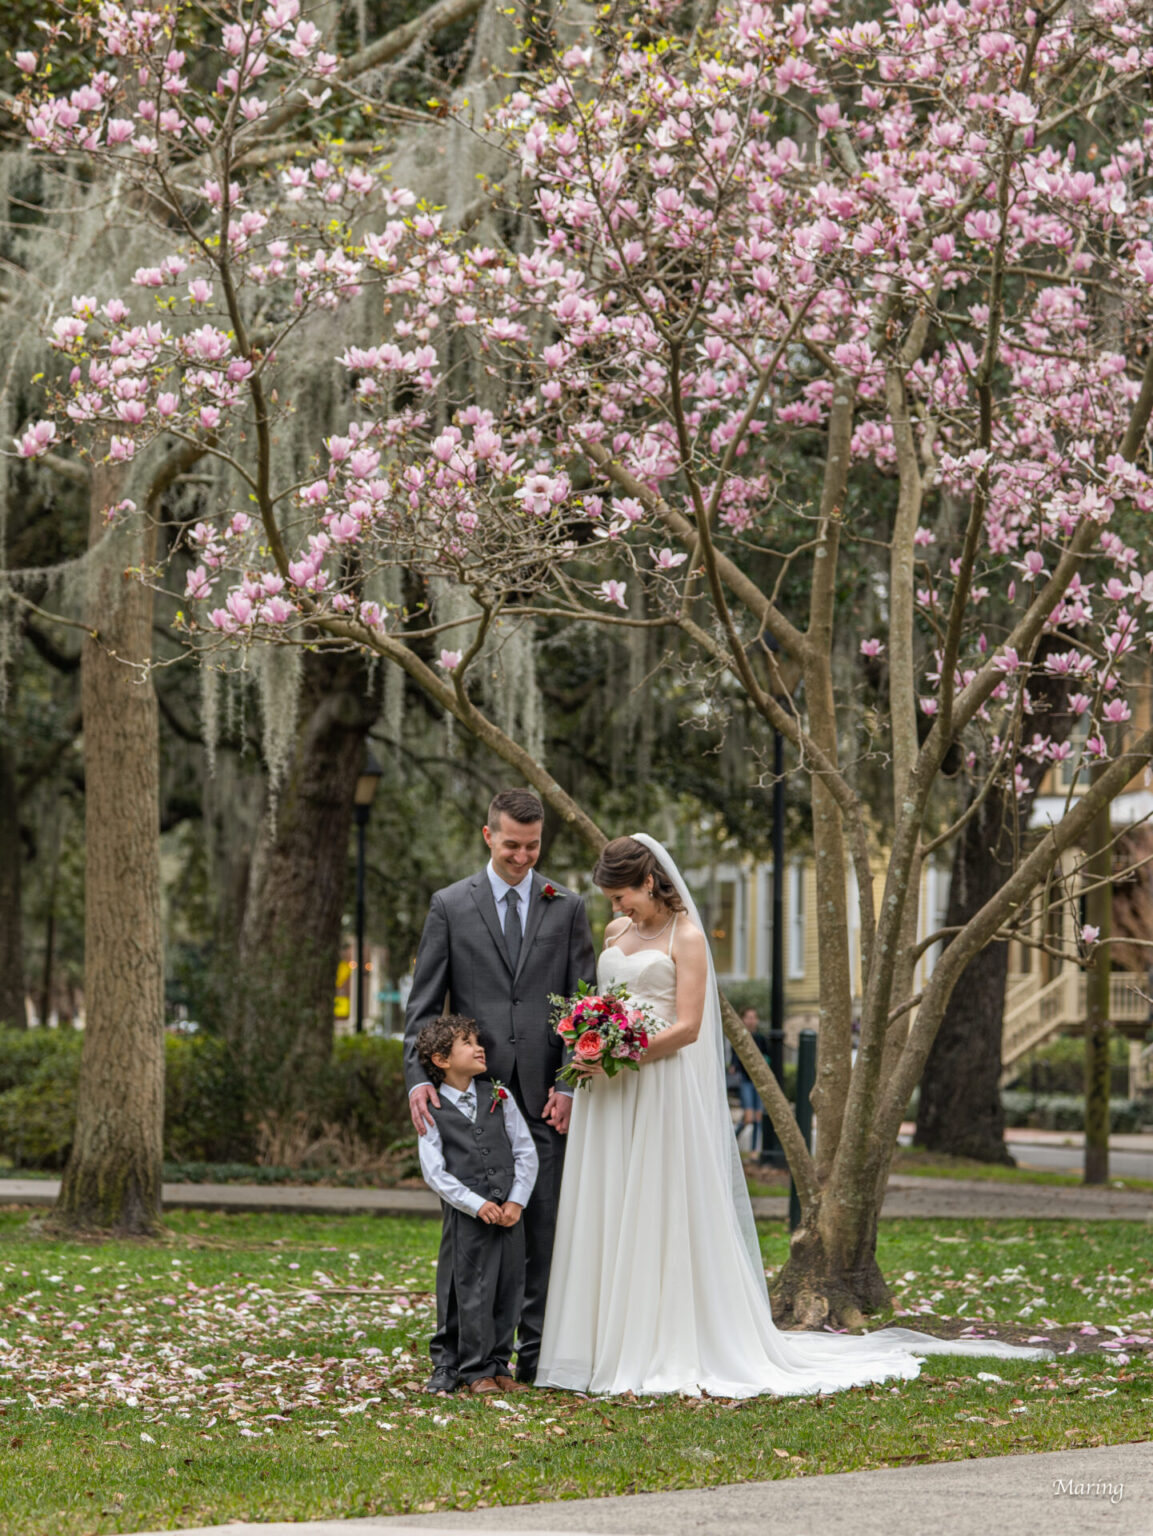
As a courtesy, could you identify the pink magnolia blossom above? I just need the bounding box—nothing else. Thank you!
[15,420,57,458]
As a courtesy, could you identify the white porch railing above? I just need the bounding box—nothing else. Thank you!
[1000,969,1150,1086]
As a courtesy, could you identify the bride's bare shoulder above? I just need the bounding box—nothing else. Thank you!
[604,915,630,946]
[672,916,707,955]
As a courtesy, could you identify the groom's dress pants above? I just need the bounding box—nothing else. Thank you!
[512,1070,566,1375]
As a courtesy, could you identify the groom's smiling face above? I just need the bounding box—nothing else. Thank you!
[484,814,542,886]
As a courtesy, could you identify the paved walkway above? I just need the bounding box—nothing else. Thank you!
[124,1440,1151,1536]
[1,1174,1149,1220]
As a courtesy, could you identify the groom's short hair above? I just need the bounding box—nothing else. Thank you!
[487,788,543,828]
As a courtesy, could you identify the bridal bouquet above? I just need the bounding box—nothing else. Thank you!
[549,981,665,1089]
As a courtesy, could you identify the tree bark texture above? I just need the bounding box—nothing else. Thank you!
[0,732,26,1027]
[236,647,381,1117]
[770,1200,889,1330]
[53,471,165,1234]
[914,790,1016,1163]
[916,645,1077,1162]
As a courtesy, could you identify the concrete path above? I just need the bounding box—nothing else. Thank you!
[123,1440,1152,1536]
[0,1173,1148,1222]
[1,1174,1150,1220]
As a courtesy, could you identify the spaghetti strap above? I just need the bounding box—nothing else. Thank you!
[666,912,678,955]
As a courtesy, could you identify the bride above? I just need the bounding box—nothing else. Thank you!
[536,833,1049,1398]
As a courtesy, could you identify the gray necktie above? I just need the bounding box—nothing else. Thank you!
[503,888,522,971]
[458,1090,476,1123]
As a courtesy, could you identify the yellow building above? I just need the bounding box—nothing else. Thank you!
[693,855,949,1049]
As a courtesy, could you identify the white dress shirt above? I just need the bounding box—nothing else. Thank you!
[418,1080,539,1218]
[487,859,530,937]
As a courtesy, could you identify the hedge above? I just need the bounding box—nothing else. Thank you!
[0,1029,412,1172]
[1000,1090,1153,1134]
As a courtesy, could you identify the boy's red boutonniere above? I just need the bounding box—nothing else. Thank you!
[541,882,559,900]
[489,1080,510,1112]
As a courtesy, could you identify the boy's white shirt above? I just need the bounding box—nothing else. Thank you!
[418,1081,539,1217]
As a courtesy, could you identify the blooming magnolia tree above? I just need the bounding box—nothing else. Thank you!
[17,0,1153,1316]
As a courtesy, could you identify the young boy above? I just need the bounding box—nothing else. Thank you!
[416,1014,539,1396]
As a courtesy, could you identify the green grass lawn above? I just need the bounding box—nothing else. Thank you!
[0,1209,1150,1536]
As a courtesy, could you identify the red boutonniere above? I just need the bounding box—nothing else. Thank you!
[541,883,559,900]
[489,1080,510,1112]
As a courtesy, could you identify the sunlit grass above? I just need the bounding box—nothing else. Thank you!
[0,1210,1149,1535]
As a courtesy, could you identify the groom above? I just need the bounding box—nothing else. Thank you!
[404,788,597,1387]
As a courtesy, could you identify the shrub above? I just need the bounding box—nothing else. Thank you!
[0,1028,418,1175]
[164,1033,251,1163]
[320,1035,411,1151]
[721,982,772,1022]
[1004,1032,1134,1096]
[0,1032,82,1169]
[1000,1091,1153,1133]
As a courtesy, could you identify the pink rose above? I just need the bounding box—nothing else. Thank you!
[574,1031,604,1061]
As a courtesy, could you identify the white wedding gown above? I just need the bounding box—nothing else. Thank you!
[537,868,1050,1398]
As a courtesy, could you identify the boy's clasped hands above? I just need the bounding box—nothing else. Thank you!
[478,1200,523,1227]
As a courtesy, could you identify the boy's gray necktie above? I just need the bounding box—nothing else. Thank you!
[459,1090,476,1122]
[503,888,522,971]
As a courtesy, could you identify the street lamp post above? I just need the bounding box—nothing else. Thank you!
[760,721,788,1167]
[353,750,383,1035]
[747,634,798,1169]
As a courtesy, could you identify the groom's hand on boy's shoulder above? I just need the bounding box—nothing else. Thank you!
[409,1082,440,1134]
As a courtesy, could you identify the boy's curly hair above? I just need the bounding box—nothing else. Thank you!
[416,1014,478,1086]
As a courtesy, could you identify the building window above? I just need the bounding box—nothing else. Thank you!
[788,864,805,979]
[709,879,737,976]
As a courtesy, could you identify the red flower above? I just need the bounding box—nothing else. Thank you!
[489,1080,510,1112]
[541,882,559,900]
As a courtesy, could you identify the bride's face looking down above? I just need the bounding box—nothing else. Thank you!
[600,882,664,929]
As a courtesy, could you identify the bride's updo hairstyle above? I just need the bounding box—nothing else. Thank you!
[592,837,686,912]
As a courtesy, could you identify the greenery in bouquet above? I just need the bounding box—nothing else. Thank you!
[549,980,664,1089]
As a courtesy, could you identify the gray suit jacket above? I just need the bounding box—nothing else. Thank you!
[404,868,597,1119]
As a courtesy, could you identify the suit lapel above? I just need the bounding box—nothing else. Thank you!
[470,872,513,975]
[514,871,549,981]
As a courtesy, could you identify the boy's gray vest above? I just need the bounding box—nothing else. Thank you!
[430,1083,515,1204]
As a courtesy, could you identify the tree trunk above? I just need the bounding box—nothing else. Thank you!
[52,469,165,1234]
[0,732,26,1027]
[770,1199,890,1330]
[914,791,1016,1163]
[236,647,381,1118]
[915,644,1076,1162]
